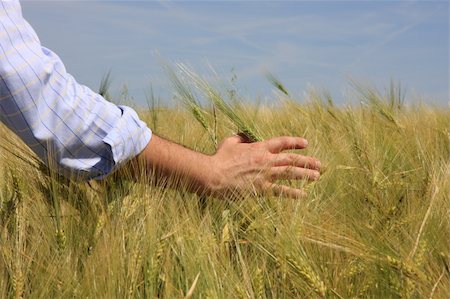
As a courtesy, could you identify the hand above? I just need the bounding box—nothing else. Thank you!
[130,134,320,200]
[208,135,321,198]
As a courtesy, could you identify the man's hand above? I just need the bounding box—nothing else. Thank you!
[132,134,321,199]
[208,135,321,198]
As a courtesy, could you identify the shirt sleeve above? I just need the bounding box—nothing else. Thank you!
[0,0,152,180]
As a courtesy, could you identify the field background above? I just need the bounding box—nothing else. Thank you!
[0,79,449,298]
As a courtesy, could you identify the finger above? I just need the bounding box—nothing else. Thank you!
[264,136,308,154]
[272,153,321,170]
[264,182,307,199]
[268,166,320,181]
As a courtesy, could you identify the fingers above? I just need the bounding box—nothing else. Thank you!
[264,136,308,153]
[268,166,320,181]
[271,153,321,170]
[264,183,307,199]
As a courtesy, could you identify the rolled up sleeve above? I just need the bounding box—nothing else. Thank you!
[0,0,152,180]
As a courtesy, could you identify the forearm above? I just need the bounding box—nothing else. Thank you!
[133,135,216,194]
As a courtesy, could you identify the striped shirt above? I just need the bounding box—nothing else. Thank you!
[0,0,152,180]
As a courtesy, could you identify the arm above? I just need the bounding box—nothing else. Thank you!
[0,1,151,180]
[132,134,321,199]
[1,1,320,198]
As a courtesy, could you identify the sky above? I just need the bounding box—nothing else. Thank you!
[21,0,449,106]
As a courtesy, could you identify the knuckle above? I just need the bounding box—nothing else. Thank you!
[250,153,267,165]
[280,136,291,147]
[289,154,301,163]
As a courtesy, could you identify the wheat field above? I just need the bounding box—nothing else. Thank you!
[0,76,449,298]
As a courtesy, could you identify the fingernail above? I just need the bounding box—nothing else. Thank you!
[302,138,308,146]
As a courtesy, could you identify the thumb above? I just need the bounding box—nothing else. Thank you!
[218,134,247,148]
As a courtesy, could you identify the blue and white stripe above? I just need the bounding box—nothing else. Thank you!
[0,0,152,179]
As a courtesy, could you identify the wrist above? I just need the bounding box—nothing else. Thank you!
[199,154,225,196]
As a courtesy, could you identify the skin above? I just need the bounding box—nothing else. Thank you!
[131,134,321,199]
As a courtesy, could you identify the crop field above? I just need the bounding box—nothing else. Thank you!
[0,74,449,298]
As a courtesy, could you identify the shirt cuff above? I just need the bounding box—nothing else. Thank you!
[99,105,152,180]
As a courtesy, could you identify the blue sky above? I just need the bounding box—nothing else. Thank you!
[21,0,449,106]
